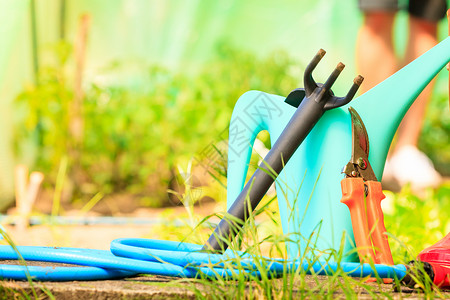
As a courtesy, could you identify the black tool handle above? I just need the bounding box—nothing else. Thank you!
[203,50,362,252]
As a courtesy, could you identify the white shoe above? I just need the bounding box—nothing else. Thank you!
[385,145,442,190]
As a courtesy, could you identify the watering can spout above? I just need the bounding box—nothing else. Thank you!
[349,36,450,177]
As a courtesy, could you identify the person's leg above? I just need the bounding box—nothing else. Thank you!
[386,1,447,190]
[355,1,400,190]
[356,11,397,93]
[386,0,447,190]
[395,16,438,149]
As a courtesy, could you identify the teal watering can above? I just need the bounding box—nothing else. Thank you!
[224,37,450,261]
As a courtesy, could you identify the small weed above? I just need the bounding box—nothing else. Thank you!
[149,162,450,299]
[0,227,54,299]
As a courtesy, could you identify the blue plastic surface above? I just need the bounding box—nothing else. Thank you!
[226,37,450,261]
[0,238,407,281]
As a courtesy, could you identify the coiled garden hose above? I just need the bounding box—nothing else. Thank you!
[0,238,407,282]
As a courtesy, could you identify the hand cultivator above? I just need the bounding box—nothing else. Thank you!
[204,48,363,252]
[0,16,449,290]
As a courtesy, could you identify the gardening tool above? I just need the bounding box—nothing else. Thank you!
[203,49,363,251]
[401,232,450,289]
[340,107,393,266]
[226,36,450,261]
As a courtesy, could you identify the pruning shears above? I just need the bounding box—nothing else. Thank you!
[341,107,394,266]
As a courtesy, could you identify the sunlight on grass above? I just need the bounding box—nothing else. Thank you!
[146,164,450,298]
[1,147,448,298]
[0,227,54,299]
[384,183,450,261]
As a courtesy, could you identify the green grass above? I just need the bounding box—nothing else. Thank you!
[0,172,449,298]
[134,145,450,299]
[0,228,55,300]
[141,171,450,299]
[384,183,450,263]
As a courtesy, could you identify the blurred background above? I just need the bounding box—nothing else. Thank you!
[0,0,448,213]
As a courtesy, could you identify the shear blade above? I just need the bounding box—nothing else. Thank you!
[349,107,369,157]
[348,107,377,182]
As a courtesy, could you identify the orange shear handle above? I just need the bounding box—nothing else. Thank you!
[365,180,394,265]
[341,177,376,262]
[341,177,393,265]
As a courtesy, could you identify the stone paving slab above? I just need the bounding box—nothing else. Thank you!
[2,272,450,299]
[1,276,197,300]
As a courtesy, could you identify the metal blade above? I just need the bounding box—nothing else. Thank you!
[348,107,377,181]
[349,106,369,157]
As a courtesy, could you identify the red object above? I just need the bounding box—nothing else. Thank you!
[418,232,450,289]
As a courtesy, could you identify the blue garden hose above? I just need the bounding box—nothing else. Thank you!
[0,238,407,282]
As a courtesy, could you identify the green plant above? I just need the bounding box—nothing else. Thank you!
[14,41,302,207]
[145,192,436,299]
[14,39,449,211]
[0,227,55,299]
[140,166,450,299]
[419,91,450,176]
[384,184,450,262]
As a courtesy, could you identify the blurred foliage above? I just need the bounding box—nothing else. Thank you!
[12,40,450,207]
[13,41,300,207]
[384,184,450,262]
[419,92,450,175]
